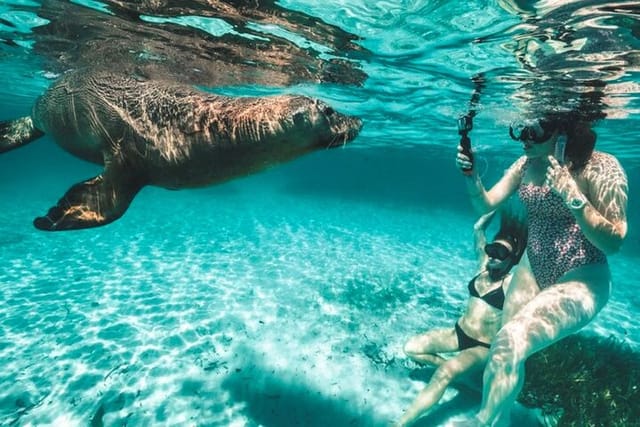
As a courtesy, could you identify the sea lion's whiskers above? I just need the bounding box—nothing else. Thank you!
[329,133,343,148]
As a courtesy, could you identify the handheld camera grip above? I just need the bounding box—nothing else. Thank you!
[460,134,473,174]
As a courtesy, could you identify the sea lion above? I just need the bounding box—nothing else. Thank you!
[0,70,362,231]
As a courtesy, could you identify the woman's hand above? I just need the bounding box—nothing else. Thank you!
[456,144,473,174]
[545,156,582,202]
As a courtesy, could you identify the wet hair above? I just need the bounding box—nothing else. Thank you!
[492,199,528,267]
[538,83,606,171]
[564,121,596,170]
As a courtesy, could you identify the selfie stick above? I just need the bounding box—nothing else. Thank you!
[458,73,486,175]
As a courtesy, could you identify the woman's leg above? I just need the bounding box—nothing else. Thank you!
[397,347,489,427]
[476,264,611,425]
[501,254,540,323]
[404,327,459,366]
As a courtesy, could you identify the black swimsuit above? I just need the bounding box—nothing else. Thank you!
[455,322,490,350]
[467,274,505,310]
[455,274,506,350]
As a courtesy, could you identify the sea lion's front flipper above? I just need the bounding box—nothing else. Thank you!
[0,117,45,153]
[34,161,145,231]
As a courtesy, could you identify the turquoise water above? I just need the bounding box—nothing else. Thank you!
[1,1,639,426]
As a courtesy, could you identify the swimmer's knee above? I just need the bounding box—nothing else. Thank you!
[403,335,432,358]
[486,327,526,373]
[403,338,420,358]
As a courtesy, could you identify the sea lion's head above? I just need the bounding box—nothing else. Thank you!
[303,97,362,148]
[265,96,362,149]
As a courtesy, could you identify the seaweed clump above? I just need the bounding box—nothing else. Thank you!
[519,333,640,426]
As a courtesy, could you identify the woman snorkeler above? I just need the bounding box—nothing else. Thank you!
[453,116,628,426]
[397,205,527,426]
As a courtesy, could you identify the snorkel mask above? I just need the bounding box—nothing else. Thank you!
[485,238,517,280]
[484,241,512,261]
[509,119,555,143]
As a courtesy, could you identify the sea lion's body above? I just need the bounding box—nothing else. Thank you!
[33,71,358,189]
[1,70,361,230]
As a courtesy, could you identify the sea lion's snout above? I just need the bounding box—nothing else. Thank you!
[326,113,362,148]
[286,97,362,148]
[313,100,362,148]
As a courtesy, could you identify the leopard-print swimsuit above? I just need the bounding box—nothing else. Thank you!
[518,161,607,288]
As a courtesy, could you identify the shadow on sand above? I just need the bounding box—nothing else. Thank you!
[221,347,383,427]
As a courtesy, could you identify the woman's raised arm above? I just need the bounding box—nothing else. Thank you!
[457,145,526,215]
